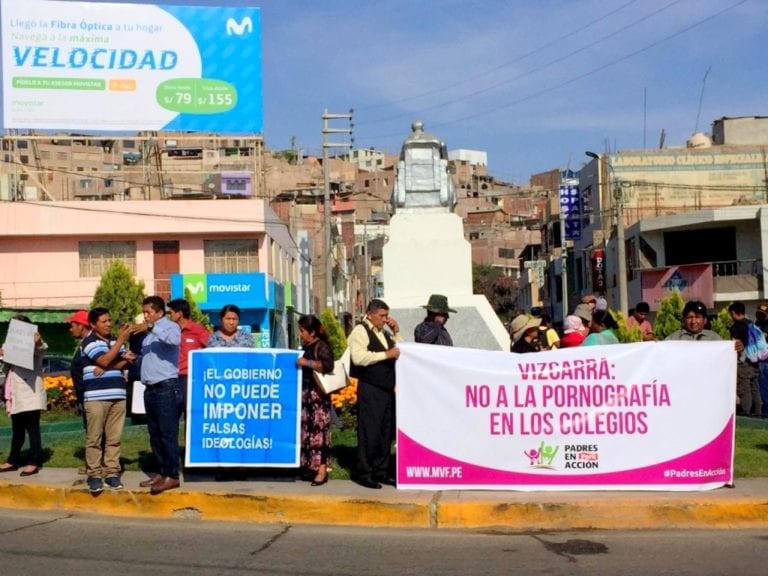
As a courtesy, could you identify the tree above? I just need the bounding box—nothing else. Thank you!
[652,291,685,340]
[90,261,146,330]
[709,305,733,340]
[184,287,213,330]
[473,264,517,322]
[613,309,643,343]
[320,308,347,360]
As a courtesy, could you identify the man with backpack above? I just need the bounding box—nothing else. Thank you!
[728,301,762,417]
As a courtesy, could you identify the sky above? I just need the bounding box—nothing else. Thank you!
[10,0,768,184]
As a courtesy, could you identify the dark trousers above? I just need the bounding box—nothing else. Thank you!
[144,378,181,479]
[759,362,768,418]
[8,410,42,467]
[737,363,761,416]
[356,381,395,481]
[75,385,87,431]
[177,374,188,422]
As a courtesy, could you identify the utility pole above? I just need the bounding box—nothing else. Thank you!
[558,193,569,322]
[586,151,628,316]
[322,109,354,313]
[614,181,628,317]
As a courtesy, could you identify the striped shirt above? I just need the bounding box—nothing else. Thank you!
[81,332,127,402]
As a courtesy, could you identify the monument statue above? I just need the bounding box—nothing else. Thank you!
[391,121,456,212]
[382,122,509,351]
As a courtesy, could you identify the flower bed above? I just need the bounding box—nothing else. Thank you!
[331,377,358,429]
[44,375,78,411]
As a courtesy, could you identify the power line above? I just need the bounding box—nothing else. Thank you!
[359,0,681,128]
[356,0,642,114]
[356,0,746,143]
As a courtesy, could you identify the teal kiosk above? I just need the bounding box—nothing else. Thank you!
[170,273,286,348]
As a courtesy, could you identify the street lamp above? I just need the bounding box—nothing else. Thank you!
[585,151,628,316]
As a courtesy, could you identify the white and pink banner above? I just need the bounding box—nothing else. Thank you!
[396,341,736,491]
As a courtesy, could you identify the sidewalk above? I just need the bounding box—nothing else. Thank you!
[1,468,767,530]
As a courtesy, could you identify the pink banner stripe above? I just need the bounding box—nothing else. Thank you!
[397,416,733,486]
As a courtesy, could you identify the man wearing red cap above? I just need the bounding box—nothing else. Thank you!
[66,310,91,431]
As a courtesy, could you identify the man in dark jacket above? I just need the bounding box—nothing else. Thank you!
[349,299,401,489]
[414,294,455,346]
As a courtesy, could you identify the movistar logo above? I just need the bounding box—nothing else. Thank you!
[183,274,207,303]
[226,17,253,36]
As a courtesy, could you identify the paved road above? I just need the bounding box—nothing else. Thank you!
[1,508,766,576]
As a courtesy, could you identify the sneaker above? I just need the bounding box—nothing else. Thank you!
[87,477,103,494]
[104,476,123,490]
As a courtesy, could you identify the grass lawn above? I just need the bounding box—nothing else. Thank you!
[0,411,765,479]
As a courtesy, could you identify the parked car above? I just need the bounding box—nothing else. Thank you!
[42,355,73,378]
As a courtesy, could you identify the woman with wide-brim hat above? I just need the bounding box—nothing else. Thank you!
[509,314,542,353]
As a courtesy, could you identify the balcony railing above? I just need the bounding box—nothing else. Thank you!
[712,259,761,277]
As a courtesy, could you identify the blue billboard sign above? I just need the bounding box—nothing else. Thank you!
[559,183,582,241]
[1,1,262,132]
[186,349,301,467]
[171,273,270,310]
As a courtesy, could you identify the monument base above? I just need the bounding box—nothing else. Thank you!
[383,212,510,351]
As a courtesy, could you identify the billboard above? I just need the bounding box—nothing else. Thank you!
[1,1,262,132]
[558,183,582,240]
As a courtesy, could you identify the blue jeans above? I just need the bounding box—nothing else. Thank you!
[144,378,181,479]
[759,362,768,418]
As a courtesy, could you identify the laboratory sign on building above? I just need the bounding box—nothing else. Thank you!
[1,0,262,132]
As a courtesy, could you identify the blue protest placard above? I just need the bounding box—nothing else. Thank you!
[186,349,301,467]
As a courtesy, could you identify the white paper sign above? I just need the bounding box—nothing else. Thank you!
[2,318,38,370]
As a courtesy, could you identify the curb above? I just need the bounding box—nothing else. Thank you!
[2,478,768,530]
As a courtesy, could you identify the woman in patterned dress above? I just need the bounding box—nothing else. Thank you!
[296,315,334,486]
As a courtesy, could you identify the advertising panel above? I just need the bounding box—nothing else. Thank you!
[186,349,301,467]
[171,272,270,309]
[396,342,735,491]
[558,183,582,241]
[591,248,606,292]
[640,264,714,310]
[1,0,262,132]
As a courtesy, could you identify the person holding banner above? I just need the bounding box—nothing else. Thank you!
[207,304,254,482]
[349,299,401,489]
[296,315,334,486]
[0,316,47,477]
[207,304,254,348]
[665,301,722,342]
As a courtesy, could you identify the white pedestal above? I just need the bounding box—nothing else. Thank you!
[382,211,510,351]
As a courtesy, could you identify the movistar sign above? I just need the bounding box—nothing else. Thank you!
[171,273,269,309]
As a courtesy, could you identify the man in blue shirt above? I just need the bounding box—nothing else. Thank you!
[135,296,182,494]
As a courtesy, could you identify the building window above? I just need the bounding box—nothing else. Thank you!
[79,241,136,277]
[469,232,480,240]
[122,140,135,148]
[56,151,69,162]
[204,239,259,273]
[20,155,29,164]
[225,179,247,191]
[498,247,515,259]
[17,140,28,149]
